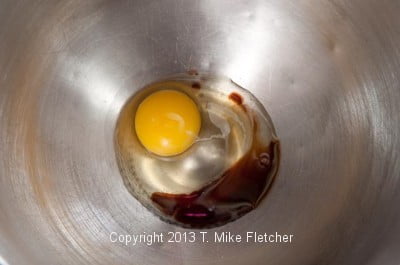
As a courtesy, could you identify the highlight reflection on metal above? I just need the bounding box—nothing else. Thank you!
[0,256,9,265]
[0,0,400,265]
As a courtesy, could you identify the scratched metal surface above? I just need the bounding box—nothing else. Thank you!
[0,0,400,264]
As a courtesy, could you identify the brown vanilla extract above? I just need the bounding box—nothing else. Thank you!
[151,130,280,228]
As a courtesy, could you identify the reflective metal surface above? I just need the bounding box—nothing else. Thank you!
[0,0,399,264]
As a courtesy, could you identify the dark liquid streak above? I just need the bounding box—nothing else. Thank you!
[229,92,243,105]
[151,137,280,228]
[229,92,247,112]
[191,82,201,89]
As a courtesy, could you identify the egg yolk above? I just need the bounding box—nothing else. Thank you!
[135,90,201,156]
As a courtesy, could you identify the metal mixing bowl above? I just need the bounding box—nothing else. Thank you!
[1,1,399,264]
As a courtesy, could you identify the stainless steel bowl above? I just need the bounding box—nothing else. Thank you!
[1,1,399,264]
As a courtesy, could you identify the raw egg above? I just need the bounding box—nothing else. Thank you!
[134,90,201,156]
[115,73,280,228]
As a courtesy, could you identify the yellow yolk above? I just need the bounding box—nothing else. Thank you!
[134,90,201,156]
